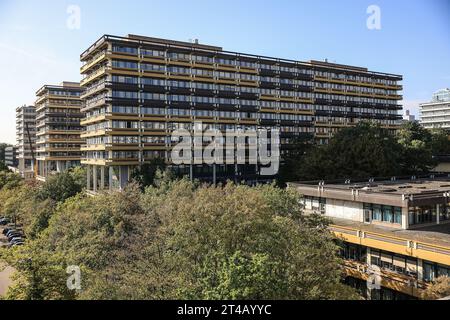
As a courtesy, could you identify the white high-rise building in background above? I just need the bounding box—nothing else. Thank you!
[420,88,450,130]
[16,104,36,179]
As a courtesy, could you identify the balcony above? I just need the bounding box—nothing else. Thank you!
[329,220,450,266]
[342,259,427,298]
[80,66,108,87]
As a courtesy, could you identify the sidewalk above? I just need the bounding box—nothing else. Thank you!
[0,226,14,297]
[0,263,14,296]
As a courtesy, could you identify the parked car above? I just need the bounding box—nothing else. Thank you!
[7,233,22,241]
[9,237,23,243]
[0,218,10,226]
[6,230,19,237]
[2,227,13,235]
[9,241,24,247]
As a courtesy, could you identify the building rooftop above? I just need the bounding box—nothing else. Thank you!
[289,175,450,207]
[80,34,403,79]
[291,176,450,196]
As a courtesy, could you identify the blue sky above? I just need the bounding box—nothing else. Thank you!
[0,0,449,144]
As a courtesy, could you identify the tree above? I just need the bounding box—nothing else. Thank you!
[429,128,450,156]
[1,180,360,300]
[0,160,9,172]
[278,135,314,186]
[295,122,402,180]
[130,157,167,190]
[397,121,435,174]
[37,169,84,203]
[422,276,450,300]
[0,171,22,190]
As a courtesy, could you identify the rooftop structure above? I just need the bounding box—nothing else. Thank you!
[289,175,450,300]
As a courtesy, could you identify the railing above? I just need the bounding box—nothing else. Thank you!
[331,224,450,265]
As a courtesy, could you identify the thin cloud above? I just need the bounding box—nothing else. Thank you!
[0,42,58,65]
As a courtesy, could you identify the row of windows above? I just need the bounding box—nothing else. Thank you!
[315,93,398,105]
[111,75,312,92]
[47,90,82,97]
[111,46,315,74]
[364,203,402,224]
[370,248,418,277]
[110,91,312,102]
[315,71,398,86]
[408,205,450,225]
[107,112,311,129]
[109,46,400,88]
[110,60,314,84]
[315,82,398,96]
[84,150,165,160]
[100,105,396,122]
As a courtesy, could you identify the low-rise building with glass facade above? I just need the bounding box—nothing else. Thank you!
[290,176,450,300]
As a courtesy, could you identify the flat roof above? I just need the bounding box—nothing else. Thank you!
[80,34,403,79]
[290,176,450,196]
[35,82,82,96]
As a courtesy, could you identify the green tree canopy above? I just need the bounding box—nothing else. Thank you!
[37,168,85,203]
[1,180,359,300]
[296,122,402,180]
[282,121,450,182]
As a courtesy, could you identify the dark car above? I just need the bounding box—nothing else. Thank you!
[6,230,19,237]
[2,227,13,235]
[7,233,22,241]
[0,218,10,226]
[9,237,24,244]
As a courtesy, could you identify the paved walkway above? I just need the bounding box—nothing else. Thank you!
[0,226,14,296]
[0,263,14,296]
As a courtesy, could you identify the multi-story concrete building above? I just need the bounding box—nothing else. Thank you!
[402,109,416,123]
[420,88,450,130]
[35,82,84,181]
[15,104,36,179]
[4,146,18,168]
[80,34,402,192]
[290,176,450,300]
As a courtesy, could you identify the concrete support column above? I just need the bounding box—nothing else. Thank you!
[86,165,91,191]
[417,258,424,282]
[366,247,372,299]
[109,166,113,191]
[93,165,98,193]
[213,164,216,185]
[190,164,193,182]
[100,166,105,190]
[402,206,409,230]
[437,204,440,225]
[119,166,128,190]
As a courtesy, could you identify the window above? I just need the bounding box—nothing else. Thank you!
[372,205,382,221]
[394,207,402,224]
[382,206,393,223]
